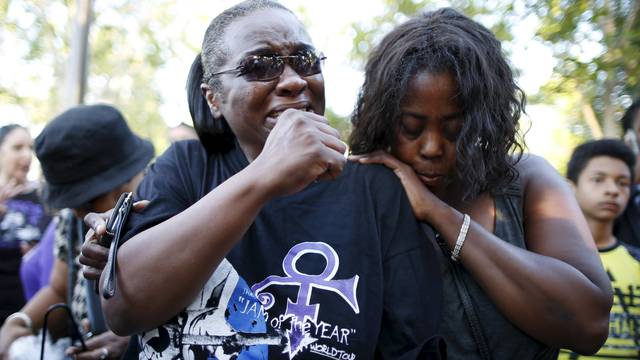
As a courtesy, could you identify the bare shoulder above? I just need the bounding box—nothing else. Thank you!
[513,154,569,196]
[513,154,594,253]
[513,153,573,208]
[515,154,561,181]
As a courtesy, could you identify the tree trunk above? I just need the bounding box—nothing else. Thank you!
[602,72,619,137]
[598,0,620,138]
[581,101,603,139]
[62,0,93,109]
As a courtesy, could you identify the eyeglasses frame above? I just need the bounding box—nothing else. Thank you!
[210,51,326,82]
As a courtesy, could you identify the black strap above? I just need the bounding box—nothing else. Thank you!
[102,213,125,299]
[81,210,107,335]
[436,233,492,360]
[102,230,120,298]
[65,212,76,307]
[102,192,133,299]
[40,303,86,360]
[65,213,107,335]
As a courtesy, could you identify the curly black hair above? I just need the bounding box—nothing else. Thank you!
[349,8,526,200]
[567,139,636,184]
[186,0,291,154]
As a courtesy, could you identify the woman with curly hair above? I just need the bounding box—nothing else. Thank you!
[350,8,612,359]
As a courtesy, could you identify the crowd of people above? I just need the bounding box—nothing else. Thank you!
[0,1,638,359]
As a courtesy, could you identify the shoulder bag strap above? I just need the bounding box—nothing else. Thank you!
[436,234,492,360]
[450,262,493,360]
[102,193,133,299]
[65,212,77,306]
[77,217,107,335]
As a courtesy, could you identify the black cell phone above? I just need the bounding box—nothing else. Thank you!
[98,192,133,247]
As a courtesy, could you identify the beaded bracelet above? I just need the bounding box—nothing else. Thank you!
[450,213,471,262]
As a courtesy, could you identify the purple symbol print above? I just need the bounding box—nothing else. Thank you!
[251,242,360,358]
[252,242,360,323]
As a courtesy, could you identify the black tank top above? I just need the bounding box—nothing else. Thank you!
[437,179,558,359]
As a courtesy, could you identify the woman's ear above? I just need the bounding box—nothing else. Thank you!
[201,84,222,119]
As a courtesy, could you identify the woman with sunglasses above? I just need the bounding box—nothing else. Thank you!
[91,1,443,359]
[349,8,611,359]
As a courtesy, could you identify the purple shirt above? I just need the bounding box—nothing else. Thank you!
[19,219,56,300]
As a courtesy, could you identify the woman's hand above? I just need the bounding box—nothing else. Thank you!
[349,151,442,222]
[255,109,347,197]
[0,318,33,360]
[100,113,345,334]
[0,178,26,202]
[65,331,130,360]
[0,178,26,215]
[80,200,149,281]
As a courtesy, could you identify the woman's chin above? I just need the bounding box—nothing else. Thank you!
[418,174,446,188]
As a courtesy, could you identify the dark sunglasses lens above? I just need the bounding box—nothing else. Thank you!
[243,56,283,81]
[293,52,322,76]
[241,52,324,81]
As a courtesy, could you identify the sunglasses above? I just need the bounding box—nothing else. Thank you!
[211,50,326,82]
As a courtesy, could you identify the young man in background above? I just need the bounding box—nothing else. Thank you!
[562,139,640,359]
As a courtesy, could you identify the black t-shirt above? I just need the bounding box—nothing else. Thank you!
[615,184,640,247]
[0,187,49,249]
[0,186,50,324]
[123,140,443,359]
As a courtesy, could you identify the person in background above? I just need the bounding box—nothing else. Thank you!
[168,122,198,143]
[349,8,612,359]
[0,104,153,360]
[0,124,50,325]
[19,219,57,301]
[562,139,639,359]
[615,99,640,247]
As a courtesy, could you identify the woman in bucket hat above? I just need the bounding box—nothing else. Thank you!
[0,104,153,360]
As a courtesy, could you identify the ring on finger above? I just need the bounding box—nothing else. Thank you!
[99,347,109,360]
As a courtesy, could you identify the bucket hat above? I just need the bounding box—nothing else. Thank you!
[35,104,154,209]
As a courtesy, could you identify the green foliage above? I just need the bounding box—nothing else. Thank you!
[528,0,640,136]
[86,0,177,153]
[325,107,351,141]
[524,97,591,173]
[1,0,175,153]
[1,0,71,126]
[349,0,520,68]
[0,0,9,17]
[345,0,639,170]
